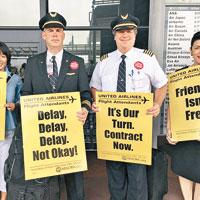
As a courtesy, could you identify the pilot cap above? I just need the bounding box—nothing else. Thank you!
[111,13,140,32]
[39,12,66,30]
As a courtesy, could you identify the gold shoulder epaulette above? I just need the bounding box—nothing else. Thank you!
[143,49,153,57]
[100,54,108,61]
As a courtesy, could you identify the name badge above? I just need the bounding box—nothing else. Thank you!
[47,63,53,75]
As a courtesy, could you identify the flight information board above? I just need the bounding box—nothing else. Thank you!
[162,5,200,134]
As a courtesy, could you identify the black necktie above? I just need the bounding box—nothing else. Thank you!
[117,55,126,92]
[49,56,58,92]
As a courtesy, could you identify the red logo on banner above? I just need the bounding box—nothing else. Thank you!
[69,61,79,70]
[134,61,144,70]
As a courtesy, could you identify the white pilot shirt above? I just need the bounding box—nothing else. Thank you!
[46,49,63,76]
[90,47,168,93]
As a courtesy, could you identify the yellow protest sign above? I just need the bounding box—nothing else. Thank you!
[168,65,200,141]
[96,92,153,165]
[0,72,7,141]
[20,92,87,180]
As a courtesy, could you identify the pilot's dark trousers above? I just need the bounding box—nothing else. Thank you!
[64,172,84,200]
[106,160,147,200]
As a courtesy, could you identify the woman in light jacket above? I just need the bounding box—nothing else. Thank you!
[0,42,22,200]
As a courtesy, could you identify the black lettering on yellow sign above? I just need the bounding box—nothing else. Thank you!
[51,146,78,158]
[40,135,68,146]
[123,108,139,118]
[38,110,66,120]
[108,107,121,117]
[39,123,67,133]
[104,130,143,141]
[174,85,200,121]
[99,100,112,104]
[185,97,200,107]
[108,107,139,118]
[105,105,143,152]
[113,142,133,151]
[33,145,78,161]
[185,110,200,120]
[33,150,50,161]
[112,119,134,129]
[176,85,200,97]
[98,94,117,98]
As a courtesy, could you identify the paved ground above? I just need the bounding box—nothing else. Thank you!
[61,151,184,200]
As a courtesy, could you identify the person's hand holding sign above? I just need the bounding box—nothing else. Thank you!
[4,103,18,112]
[91,102,99,112]
[146,102,160,118]
[166,106,178,145]
[146,84,168,118]
[77,107,89,125]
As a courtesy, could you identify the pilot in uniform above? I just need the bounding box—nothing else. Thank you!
[21,12,92,200]
[90,48,167,93]
[90,13,168,200]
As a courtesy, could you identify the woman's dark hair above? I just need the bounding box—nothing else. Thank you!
[0,41,11,65]
[191,31,200,48]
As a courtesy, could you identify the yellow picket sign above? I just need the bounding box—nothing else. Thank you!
[0,72,7,141]
[96,92,153,165]
[20,92,87,180]
[168,65,200,141]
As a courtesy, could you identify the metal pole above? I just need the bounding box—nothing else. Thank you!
[39,0,48,52]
